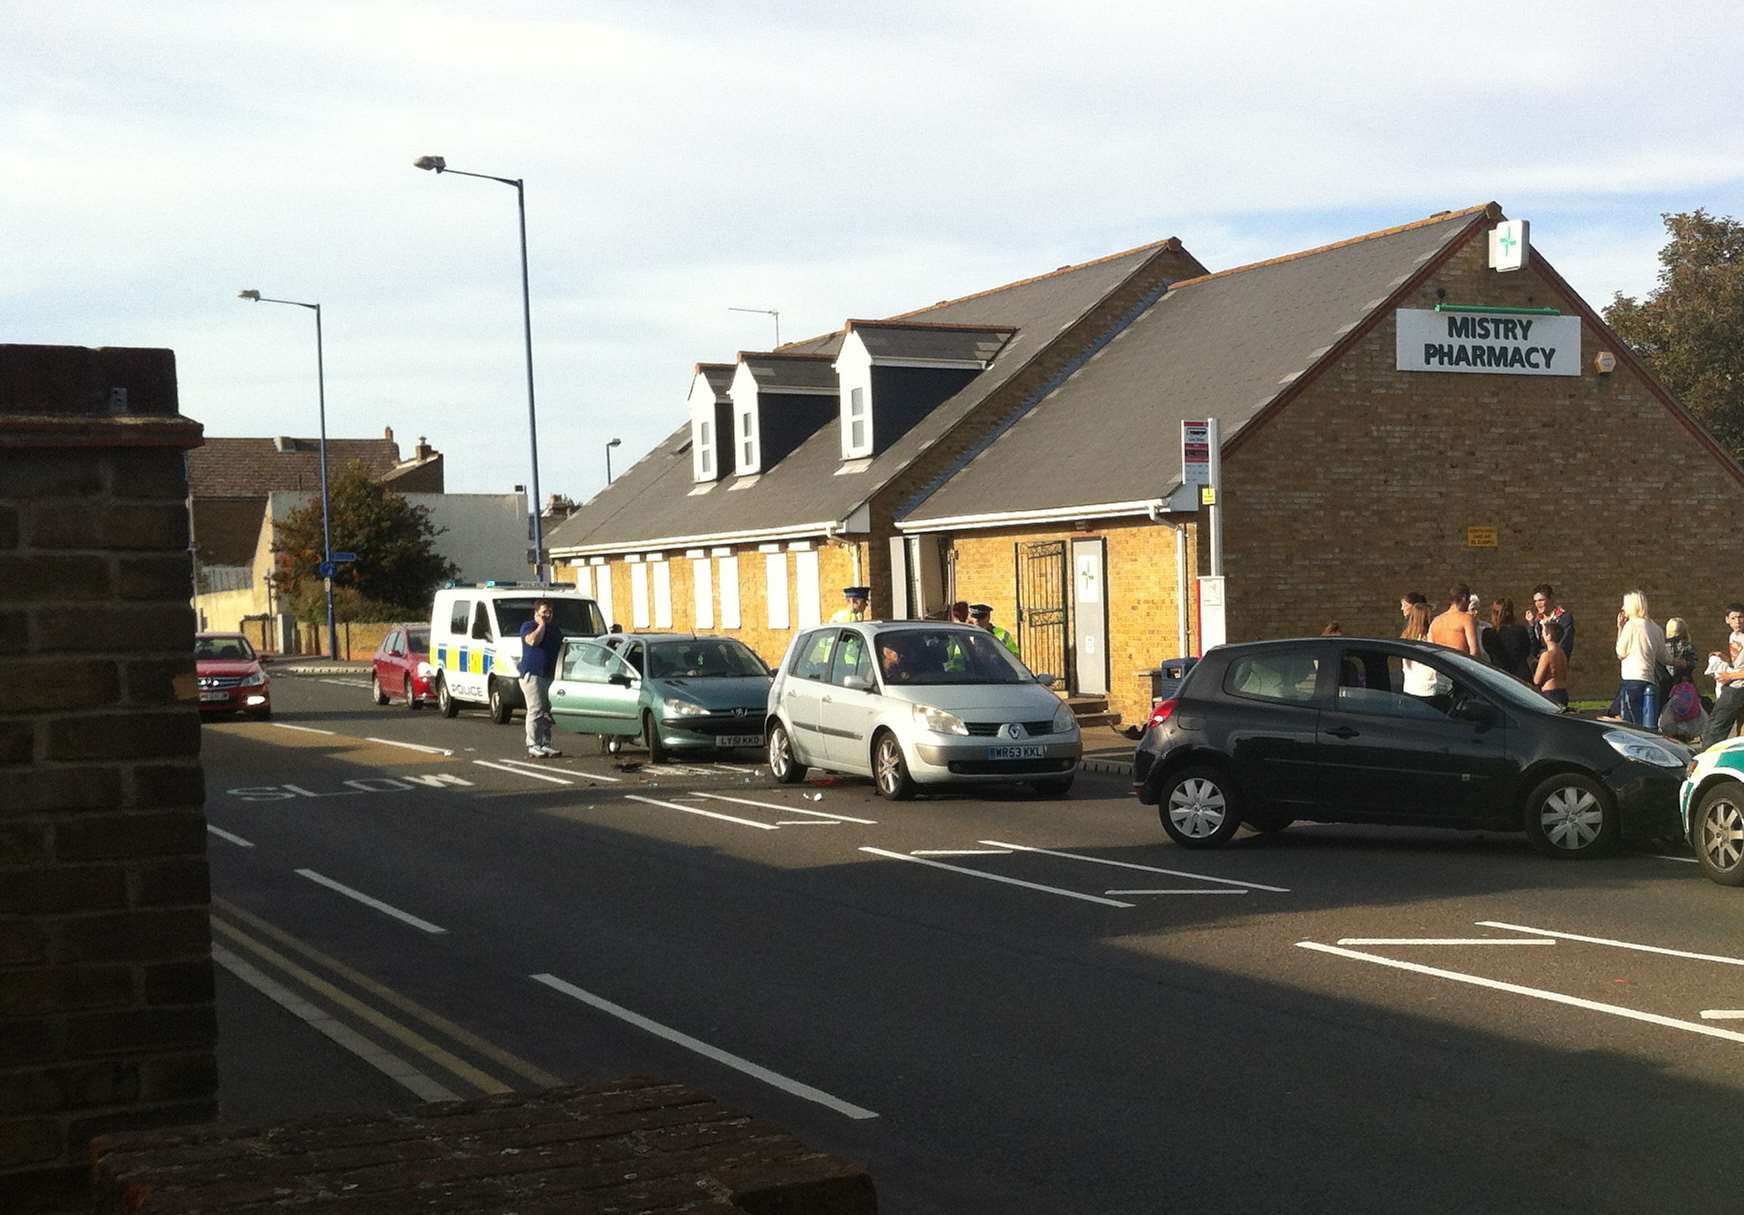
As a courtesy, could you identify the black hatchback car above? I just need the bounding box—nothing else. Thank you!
[1133,637,1689,858]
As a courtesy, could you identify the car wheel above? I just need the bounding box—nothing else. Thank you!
[371,673,389,706]
[768,722,806,784]
[872,731,915,801]
[642,711,669,764]
[250,706,272,721]
[488,678,513,725]
[1693,783,1744,886]
[1158,764,1242,848]
[1523,772,1618,858]
[1031,775,1075,797]
[404,677,419,710]
[1245,813,1294,834]
[437,675,459,718]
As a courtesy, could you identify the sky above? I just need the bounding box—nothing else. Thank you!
[6,1,1743,507]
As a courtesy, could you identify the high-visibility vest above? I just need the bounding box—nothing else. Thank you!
[990,625,1019,656]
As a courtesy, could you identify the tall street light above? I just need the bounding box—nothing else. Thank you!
[605,437,622,484]
[413,154,547,581]
[238,289,339,660]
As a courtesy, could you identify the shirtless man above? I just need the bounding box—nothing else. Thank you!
[1428,582,1480,656]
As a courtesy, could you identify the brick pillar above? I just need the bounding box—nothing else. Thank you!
[0,345,213,1214]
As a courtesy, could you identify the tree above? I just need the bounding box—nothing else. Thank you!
[1604,209,1744,457]
[272,461,459,622]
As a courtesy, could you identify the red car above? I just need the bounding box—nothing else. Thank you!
[371,622,434,709]
[195,632,272,720]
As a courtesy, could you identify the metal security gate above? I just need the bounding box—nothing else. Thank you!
[1015,540,1069,682]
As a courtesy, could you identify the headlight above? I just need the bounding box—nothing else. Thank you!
[912,703,968,735]
[240,670,267,688]
[662,696,707,717]
[1603,730,1684,768]
[1052,703,1075,735]
[416,661,432,678]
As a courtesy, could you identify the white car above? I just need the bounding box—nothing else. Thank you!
[1681,738,1744,886]
[764,621,1081,799]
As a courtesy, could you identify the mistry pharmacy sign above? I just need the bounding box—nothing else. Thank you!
[1395,309,1580,376]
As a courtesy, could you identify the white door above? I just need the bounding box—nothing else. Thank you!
[1071,538,1108,696]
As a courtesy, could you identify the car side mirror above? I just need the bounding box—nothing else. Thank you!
[258,654,273,665]
[1453,697,1499,726]
[843,674,876,693]
[608,673,634,688]
[1033,672,1058,687]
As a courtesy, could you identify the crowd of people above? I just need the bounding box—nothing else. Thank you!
[1389,581,1744,748]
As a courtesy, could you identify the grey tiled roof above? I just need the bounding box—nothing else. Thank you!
[739,353,838,393]
[849,320,1015,365]
[902,208,1488,524]
[546,240,1175,553]
[187,437,402,498]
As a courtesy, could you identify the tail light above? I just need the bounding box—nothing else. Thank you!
[1146,698,1179,730]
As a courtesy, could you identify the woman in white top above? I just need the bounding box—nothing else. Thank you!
[1400,602,1442,698]
[1615,590,1669,730]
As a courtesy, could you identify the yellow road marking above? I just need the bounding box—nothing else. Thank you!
[212,897,561,1088]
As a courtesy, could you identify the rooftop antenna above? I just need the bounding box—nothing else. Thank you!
[728,306,780,348]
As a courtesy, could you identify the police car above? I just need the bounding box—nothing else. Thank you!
[1680,738,1744,886]
[428,583,606,723]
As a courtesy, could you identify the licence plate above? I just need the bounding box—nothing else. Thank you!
[987,745,1044,760]
[200,691,229,703]
[718,734,764,748]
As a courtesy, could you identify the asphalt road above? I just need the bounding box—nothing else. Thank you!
[200,672,1744,1213]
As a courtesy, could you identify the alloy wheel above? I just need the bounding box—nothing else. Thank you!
[1699,794,1744,875]
[1539,784,1604,851]
[876,738,901,794]
[770,729,790,779]
[1168,778,1227,839]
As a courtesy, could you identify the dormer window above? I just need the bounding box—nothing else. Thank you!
[736,403,759,473]
[695,418,715,479]
[687,362,735,484]
[847,387,869,456]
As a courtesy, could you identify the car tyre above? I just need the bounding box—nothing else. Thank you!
[437,675,459,719]
[371,674,390,706]
[1030,775,1075,797]
[1157,764,1243,848]
[404,676,420,710]
[250,706,272,721]
[488,677,513,725]
[1523,771,1618,858]
[1693,783,1744,886]
[768,722,806,784]
[872,730,915,801]
[642,711,669,764]
[1245,813,1293,834]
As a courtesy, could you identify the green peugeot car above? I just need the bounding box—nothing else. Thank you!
[1681,737,1744,886]
[550,633,773,763]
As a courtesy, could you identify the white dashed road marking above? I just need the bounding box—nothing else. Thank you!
[1475,921,1744,968]
[1700,1010,1744,1020]
[473,760,571,785]
[206,825,254,848]
[1108,888,1246,896]
[625,794,777,831]
[978,839,1292,893]
[365,737,453,756]
[859,847,1133,908]
[693,792,877,825]
[1336,938,1555,947]
[530,972,878,1120]
[496,758,622,783]
[295,869,447,934]
[271,723,336,736]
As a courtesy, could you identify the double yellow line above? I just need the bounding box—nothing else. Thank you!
[211,897,562,1098]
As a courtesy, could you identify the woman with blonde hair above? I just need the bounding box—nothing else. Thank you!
[1400,601,1440,699]
[1615,590,1669,729]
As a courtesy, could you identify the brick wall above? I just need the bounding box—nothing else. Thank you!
[945,516,1199,723]
[0,344,215,1214]
[1217,229,1744,698]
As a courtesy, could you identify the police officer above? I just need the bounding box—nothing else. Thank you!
[969,603,1019,656]
[830,585,871,624]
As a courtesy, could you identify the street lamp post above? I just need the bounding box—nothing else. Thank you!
[413,154,547,581]
[238,289,339,660]
[605,437,622,484]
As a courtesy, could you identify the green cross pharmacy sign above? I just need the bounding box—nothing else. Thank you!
[1488,219,1529,272]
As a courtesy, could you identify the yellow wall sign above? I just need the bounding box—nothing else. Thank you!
[1465,526,1499,548]
[1200,486,1217,506]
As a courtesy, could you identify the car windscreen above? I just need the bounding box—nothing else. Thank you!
[195,636,254,661]
[876,629,1031,686]
[1436,650,1563,714]
[646,639,767,679]
[494,598,604,639]
[405,628,431,654]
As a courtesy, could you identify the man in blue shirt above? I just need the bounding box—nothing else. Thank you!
[518,599,563,758]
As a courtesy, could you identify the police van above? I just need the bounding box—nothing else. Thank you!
[428,583,606,723]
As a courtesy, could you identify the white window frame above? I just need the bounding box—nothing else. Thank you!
[765,552,789,630]
[735,402,760,473]
[593,561,614,627]
[694,417,715,481]
[793,549,821,627]
[846,385,870,457]
[652,560,672,629]
[692,558,713,629]
[572,564,593,599]
[718,556,741,628]
[630,562,651,629]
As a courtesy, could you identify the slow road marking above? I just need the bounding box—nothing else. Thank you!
[531,973,878,1120]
